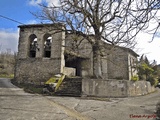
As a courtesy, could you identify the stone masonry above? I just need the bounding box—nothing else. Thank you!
[14,24,65,84]
[15,23,139,85]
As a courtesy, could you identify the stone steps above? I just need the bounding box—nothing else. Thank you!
[54,77,82,96]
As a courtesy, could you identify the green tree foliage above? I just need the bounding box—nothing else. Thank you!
[138,55,160,86]
[131,75,139,81]
[141,63,154,79]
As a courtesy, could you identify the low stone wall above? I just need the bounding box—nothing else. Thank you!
[128,80,155,96]
[82,79,155,97]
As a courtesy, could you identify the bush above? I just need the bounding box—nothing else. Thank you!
[131,75,139,81]
[146,76,157,86]
[155,78,159,86]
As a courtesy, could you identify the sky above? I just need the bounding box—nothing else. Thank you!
[0,0,160,64]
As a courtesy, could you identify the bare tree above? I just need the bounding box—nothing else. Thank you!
[33,0,160,78]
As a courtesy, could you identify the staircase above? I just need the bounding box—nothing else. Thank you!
[54,77,82,96]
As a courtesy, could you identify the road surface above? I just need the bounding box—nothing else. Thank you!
[0,78,90,120]
[0,78,159,120]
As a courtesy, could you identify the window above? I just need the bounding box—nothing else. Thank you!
[44,34,52,58]
[29,34,38,58]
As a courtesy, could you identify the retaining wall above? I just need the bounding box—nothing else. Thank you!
[82,79,155,97]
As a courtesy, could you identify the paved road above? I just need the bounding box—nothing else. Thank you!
[51,91,160,120]
[0,78,90,120]
[0,78,160,120]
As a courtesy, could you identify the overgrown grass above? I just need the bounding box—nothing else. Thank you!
[11,79,43,94]
[23,86,43,94]
[0,74,14,79]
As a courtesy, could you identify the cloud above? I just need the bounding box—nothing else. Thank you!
[0,29,19,53]
[28,0,59,6]
[46,0,59,6]
[28,0,42,6]
[134,10,160,64]
[26,20,39,24]
[135,30,160,64]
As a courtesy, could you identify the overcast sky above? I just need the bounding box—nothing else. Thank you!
[0,0,160,64]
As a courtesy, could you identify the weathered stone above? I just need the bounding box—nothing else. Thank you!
[82,79,155,97]
[15,23,139,86]
[15,24,65,84]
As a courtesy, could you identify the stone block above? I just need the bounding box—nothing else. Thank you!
[63,67,76,76]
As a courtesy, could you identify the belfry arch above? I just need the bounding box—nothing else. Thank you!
[43,33,52,58]
[28,34,38,58]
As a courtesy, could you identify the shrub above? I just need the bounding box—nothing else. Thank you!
[146,76,157,86]
[131,75,139,81]
[155,78,159,86]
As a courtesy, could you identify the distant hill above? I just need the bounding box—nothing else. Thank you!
[0,52,15,76]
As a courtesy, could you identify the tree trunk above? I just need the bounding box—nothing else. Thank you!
[92,43,102,79]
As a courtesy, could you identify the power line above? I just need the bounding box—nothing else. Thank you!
[0,14,25,25]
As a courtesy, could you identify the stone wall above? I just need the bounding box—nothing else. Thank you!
[15,58,62,84]
[65,34,139,80]
[15,23,139,84]
[128,80,155,96]
[15,24,65,84]
[102,43,138,80]
[82,79,155,97]
[65,34,94,77]
[107,47,129,80]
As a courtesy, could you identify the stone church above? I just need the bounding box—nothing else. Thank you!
[14,23,139,85]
